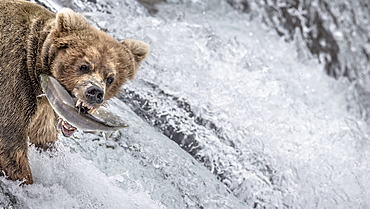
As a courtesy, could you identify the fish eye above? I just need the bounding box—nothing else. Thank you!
[107,77,114,85]
[79,64,90,73]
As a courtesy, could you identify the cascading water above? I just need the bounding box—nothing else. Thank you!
[1,0,369,208]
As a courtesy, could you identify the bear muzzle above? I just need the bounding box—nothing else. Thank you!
[85,86,104,105]
[72,82,106,115]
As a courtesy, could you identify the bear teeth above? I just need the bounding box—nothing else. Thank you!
[76,99,96,114]
[88,108,96,115]
[75,99,82,108]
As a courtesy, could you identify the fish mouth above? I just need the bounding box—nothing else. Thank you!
[58,119,77,137]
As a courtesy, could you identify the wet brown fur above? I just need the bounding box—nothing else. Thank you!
[0,0,149,184]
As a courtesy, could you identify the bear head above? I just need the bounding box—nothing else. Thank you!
[47,8,149,115]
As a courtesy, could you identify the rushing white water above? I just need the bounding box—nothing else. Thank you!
[1,0,370,208]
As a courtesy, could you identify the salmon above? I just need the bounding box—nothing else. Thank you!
[40,74,127,134]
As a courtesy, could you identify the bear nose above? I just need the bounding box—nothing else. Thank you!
[85,86,104,104]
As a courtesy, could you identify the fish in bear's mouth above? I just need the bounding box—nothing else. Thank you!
[40,74,128,138]
[59,99,98,137]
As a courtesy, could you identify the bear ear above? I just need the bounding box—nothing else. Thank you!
[122,39,150,65]
[56,8,88,33]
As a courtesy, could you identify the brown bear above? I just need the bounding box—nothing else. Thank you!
[0,0,149,184]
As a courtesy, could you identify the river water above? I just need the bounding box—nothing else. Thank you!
[1,0,369,208]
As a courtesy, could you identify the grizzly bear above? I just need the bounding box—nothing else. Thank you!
[0,0,149,184]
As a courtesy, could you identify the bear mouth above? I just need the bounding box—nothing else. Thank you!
[75,99,97,115]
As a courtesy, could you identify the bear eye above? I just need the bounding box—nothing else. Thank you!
[106,77,114,85]
[79,64,90,73]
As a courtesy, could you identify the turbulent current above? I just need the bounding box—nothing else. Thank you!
[1,0,370,208]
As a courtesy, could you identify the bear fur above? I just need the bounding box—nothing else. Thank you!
[0,0,149,184]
